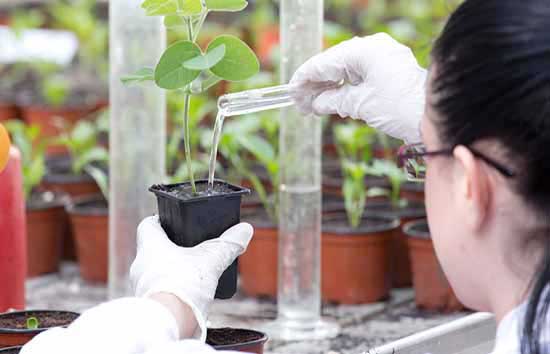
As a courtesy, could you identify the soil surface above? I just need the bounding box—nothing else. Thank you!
[206,328,264,346]
[26,191,67,211]
[69,197,108,216]
[0,311,78,330]
[365,200,426,218]
[323,214,398,235]
[152,181,243,200]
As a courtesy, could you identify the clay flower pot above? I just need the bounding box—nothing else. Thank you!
[208,328,268,354]
[322,214,400,304]
[365,200,426,288]
[150,180,249,299]
[42,159,100,198]
[66,196,108,283]
[404,219,465,312]
[239,212,277,298]
[20,105,93,155]
[25,192,68,277]
[0,310,79,348]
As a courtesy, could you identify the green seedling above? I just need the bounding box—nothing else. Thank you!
[26,317,39,330]
[365,158,408,207]
[41,75,69,108]
[123,0,260,194]
[3,120,48,200]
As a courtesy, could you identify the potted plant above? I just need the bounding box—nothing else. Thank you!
[321,157,400,304]
[4,120,69,277]
[123,0,259,300]
[65,152,108,283]
[363,159,426,288]
[404,219,465,312]
[0,310,79,348]
[207,328,268,354]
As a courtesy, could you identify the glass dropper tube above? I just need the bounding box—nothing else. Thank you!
[217,84,294,117]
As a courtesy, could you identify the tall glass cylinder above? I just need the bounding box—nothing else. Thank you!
[108,0,166,299]
[262,0,339,340]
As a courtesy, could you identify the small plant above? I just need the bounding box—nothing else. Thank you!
[3,120,47,199]
[123,0,260,194]
[54,118,108,201]
[26,316,39,330]
[341,160,368,228]
[365,159,408,207]
[41,75,69,108]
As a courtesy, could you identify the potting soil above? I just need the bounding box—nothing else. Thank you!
[206,328,264,346]
[0,312,78,330]
[155,181,235,200]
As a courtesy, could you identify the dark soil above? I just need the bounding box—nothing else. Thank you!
[152,181,242,200]
[402,181,425,192]
[206,328,264,346]
[365,200,426,219]
[0,311,78,331]
[323,214,399,235]
[67,196,108,216]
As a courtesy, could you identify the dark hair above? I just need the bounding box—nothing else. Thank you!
[431,1,550,353]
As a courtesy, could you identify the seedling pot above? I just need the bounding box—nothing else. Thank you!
[208,328,268,354]
[322,214,400,304]
[26,192,68,277]
[365,200,426,288]
[66,196,108,283]
[239,211,277,298]
[150,180,249,299]
[0,310,79,348]
[404,219,465,312]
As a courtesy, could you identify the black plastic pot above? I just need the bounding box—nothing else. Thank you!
[0,346,21,353]
[149,179,250,299]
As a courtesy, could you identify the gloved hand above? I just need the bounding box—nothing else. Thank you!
[290,33,427,143]
[130,216,254,342]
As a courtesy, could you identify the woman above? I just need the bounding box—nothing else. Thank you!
[22,0,550,353]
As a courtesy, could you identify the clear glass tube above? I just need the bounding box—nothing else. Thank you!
[108,0,166,299]
[261,0,340,341]
[218,84,294,117]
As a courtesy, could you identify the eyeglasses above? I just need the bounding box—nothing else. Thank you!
[397,143,516,181]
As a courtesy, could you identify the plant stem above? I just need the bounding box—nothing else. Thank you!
[186,17,194,41]
[193,10,208,42]
[183,93,196,193]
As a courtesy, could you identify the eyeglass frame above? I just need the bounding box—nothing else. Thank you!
[397,143,516,179]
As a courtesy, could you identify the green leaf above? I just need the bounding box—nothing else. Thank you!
[154,40,202,89]
[183,44,226,70]
[121,67,155,85]
[74,147,109,174]
[164,15,185,28]
[237,135,274,166]
[85,165,109,202]
[141,0,203,16]
[26,317,39,330]
[205,0,247,12]
[207,35,259,81]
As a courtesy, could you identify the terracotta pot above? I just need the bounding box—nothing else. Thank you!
[0,103,17,122]
[401,181,425,203]
[404,219,465,312]
[25,193,68,277]
[365,200,426,288]
[42,172,100,198]
[239,214,277,298]
[20,105,92,155]
[67,196,108,283]
[0,310,79,348]
[322,214,400,304]
[209,328,268,354]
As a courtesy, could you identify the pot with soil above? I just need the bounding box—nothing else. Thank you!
[150,180,249,299]
[322,214,400,304]
[365,200,426,288]
[400,181,425,203]
[404,219,465,312]
[66,196,108,283]
[239,210,278,298]
[26,191,68,277]
[208,328,268,354]
[0,310,79,348]
[42,155,101,198]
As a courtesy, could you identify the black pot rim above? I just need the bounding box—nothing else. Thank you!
[0,310,79,334]
[364,199,426,218]
[209,328,268,350]
[43,171,94,184]
[0,346,22,352]
[403,218,430,239]
[150,179,250,204]
[26,191,69,211]
[322,213,400,235]
[66,195,108,216]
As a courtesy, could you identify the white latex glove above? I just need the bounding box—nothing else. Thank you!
[290,32,427,144]
[130,216,254,342]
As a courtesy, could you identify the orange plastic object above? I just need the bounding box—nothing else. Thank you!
[0,124,10,173]
[0,147,27,311]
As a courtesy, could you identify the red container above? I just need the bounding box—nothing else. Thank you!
[0,148,27,311]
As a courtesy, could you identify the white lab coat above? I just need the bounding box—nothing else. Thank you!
[20,297,537,354]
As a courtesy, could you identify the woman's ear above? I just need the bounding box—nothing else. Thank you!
[453,145,491,232]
